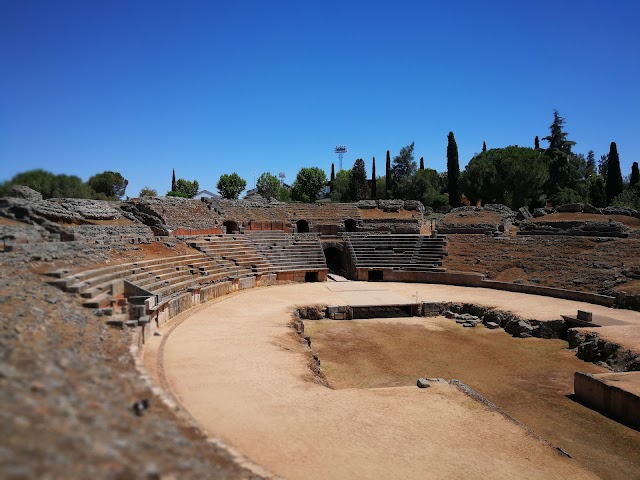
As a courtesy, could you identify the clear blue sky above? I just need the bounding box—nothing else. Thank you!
[1,0,639,198]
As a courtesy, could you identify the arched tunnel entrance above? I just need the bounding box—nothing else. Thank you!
[296,219,310,233]
[323,246,343,275]
[344,218,357,232]
[224,220,239,234]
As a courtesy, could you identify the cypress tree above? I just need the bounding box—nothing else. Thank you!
[419,157,424,170]
[605,142,623,204]
[630,162,639,188]
[534,136,540,150]
[330,163,335,192]
[447,132,460,206]
[482,141,487,153]
[349,158,367,201]
[385,150,391,199]
[171,169,176,192]
[371,157,377,198]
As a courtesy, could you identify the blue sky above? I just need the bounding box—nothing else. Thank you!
[1,0,639,198]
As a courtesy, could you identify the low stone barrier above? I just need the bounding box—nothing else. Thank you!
[355,269,615,306]
[574,372,640,430]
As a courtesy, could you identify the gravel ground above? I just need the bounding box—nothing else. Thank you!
[0,236,258,480]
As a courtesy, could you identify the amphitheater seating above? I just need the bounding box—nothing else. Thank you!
[50,252,253,309]
[187,235,273,274]
[346,233,447,272]
[244,231,327,272]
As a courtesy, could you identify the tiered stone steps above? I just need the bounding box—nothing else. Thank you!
[188,235,273,274]
[49,253,252,309]
[346,233,447,272]
[245,231,327,272]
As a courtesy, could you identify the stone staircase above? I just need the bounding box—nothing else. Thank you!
[49,253,252,310]
[244,231,328,271]
[346,233,447,271]
[187,235,273,274]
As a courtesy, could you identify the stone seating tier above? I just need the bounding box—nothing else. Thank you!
[244,231,327,271]
[347,234,447,272]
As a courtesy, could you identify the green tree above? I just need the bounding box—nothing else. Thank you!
[460,146,548,209]
[166,191,189,198]
[543,110,576,195]
[419,157,425,170]
[139,186,157,197]
[586,150,597,177]
[171,169,176,192]
[447,132,460,206]
[52,174,95,198]
[391,142,416,199]
[612,184,640,210]
[330,170,352,202]
[588,176,607,208]
[371,157,377,198]
[630,162,639,188]
[217,173,246,199]
[88,171,128,199]
[534,136,539,150]
[173,178,199,198]
[349,159,368,201]
[0,169,95,199]
[385,150,391,198]
[330,163,335,192]
[256,172,280,199]
[606,142,623,204]
[598,154,609,178]
[291,167,327,202]
[483,141,487,153]
[410,168,440,207]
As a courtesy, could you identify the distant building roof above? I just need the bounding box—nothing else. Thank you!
[193,190,220,199]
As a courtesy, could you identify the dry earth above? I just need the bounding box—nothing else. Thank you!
[148,282,640,479]
[445,234,640,295]
[304,317,640,480]
[0,240,257,479]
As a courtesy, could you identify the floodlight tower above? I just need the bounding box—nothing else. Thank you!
[334,145,348,171]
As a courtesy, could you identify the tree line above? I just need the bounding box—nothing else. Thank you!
[327,110,639,211]
[3,111,638,210]
[0,170,128,200]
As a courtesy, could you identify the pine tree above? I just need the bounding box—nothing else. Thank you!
[543,110,576,195]
[419,157,424,170]
[447,132,460,206]
[534,136,539,150]
[171,169,176,192]
[385,150,391,199]
[482,141,487,153]
[606,142,623,204]
[371,157,377,198]
[631,162,639,188]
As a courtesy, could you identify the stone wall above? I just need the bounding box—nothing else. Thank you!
[354,268,615,306]
[574,372,640,429]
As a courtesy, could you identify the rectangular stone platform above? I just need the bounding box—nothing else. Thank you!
[574,371,640,430]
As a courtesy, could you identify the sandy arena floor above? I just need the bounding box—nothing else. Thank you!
[144,282,640,479]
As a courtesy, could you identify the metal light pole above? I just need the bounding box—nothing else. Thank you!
[334,145,348,171]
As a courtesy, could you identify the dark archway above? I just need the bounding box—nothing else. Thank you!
[323,247,342,274]
[223,220,239,234]
[296,219,310,233]
[344,218,357,232]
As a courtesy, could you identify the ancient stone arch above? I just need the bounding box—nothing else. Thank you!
[223,220,239,234]
[296,219,310,233]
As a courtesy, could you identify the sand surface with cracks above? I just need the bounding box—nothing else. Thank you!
[143,282,640,479]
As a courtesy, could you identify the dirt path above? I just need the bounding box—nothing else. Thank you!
[141,282,640,479]
[305,317,640,480]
